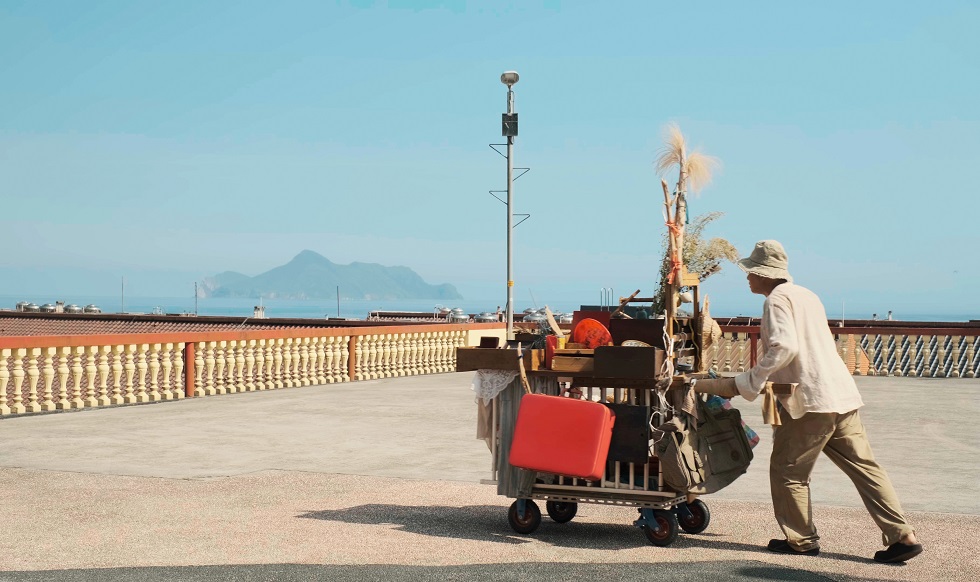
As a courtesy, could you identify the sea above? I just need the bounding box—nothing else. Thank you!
[1,294,976,323]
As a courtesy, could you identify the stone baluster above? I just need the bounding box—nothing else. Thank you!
[213,341,227,394]
[374,335,386,378]
[396,333,405,376]
[245,340,256,391]
[949,336,962,378]
[440,332,451,373]
[415,333,427,375]
[235,339,246,391]
[719,334,733,373]
[341,336,351,382]
[124,344,137,404]
[328,336,337,382]
[876,334,888,376]
[904,336,917,377]
[234,340,246,392]
[292,338,303,386]
[11,348,26,414]
[432,333,443,374]
[110,345,125,405]
[193,342,205,396]
[352,335,363,381]
[936,335,949,378]
[384,335,396,378]
[254,339,266,390]
[97,345,112,406]
[173,343,184,399]
[223,341,236,393]
[0,348,11,415]
[920,335,933,377]
[390,333,403,377]
[55,347,72,410]
[134,344,149,402]
[143,343,159,401]
[279,338,291,388]
[315,337,327,384]
[70,346,85,408]
[222,341,235,393]
[967,335,978,378]
[416,332,425,375]
[297,337,309,386]
[161,343,174,400]
[378,335,388,378]
[83,346,100,407]
[39,347,57,411]
[371,335,383,379]
[24,347,41,413]
[359,335,371,380]
[265,339,278,388]
[272,339,285,389]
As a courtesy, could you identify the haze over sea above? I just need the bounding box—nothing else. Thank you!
[1,295,974,324]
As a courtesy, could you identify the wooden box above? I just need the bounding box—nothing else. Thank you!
[593,346,664,379]
[551,356,595,373]
[608,319,667,349]
[455,347,544,372]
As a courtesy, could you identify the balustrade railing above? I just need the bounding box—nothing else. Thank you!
[0,323,502,417]
[704,325,979,378]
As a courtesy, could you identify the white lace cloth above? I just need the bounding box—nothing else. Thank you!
[471,369,519,404]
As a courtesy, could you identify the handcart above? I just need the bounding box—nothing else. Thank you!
[472,363,710,547]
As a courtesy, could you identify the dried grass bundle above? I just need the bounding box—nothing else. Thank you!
[654,123,720,193]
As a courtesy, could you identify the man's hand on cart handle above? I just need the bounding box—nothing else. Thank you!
[689,376,738,399]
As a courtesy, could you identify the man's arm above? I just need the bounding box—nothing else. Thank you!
[733,297,799,401]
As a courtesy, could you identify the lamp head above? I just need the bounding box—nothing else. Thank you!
[500,71,519,88]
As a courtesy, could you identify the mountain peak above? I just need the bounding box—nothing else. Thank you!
[291,250,331,264]
[202,251,462,301]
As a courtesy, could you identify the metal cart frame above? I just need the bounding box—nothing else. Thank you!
[483,370,709,546]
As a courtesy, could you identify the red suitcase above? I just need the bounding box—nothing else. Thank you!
[508,393,616,481]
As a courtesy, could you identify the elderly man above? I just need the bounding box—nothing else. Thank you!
[693,240,922,563]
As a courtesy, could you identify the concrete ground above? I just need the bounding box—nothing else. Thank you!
[1,373,978,581]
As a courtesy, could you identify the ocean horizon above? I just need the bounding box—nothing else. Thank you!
[1,294,976,324]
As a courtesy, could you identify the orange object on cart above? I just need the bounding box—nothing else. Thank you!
[571,318,613,349]
[509,393,615,481]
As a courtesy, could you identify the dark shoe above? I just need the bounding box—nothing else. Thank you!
[767,539,820,556]
[874,541,923,563]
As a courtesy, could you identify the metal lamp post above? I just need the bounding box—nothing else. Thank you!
[500,70,519,339]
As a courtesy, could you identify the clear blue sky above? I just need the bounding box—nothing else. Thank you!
[2,0,977,318]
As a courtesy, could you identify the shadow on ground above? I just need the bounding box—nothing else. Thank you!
[0,561,899,582]
[298,503,659,549]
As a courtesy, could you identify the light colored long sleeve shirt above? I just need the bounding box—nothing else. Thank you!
[734,283,864,419]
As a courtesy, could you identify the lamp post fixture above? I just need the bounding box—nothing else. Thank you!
[500,70,519,339]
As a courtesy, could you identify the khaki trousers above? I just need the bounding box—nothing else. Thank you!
[770,408,914,550]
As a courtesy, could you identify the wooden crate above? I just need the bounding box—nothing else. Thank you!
[456,347,544,372]
[551,356,595,373]
[593,346,664,379]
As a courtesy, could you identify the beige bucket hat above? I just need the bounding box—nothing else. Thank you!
[738,240,793,282]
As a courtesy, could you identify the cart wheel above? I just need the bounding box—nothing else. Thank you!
[508,500,542,534]
[545,501,578,523]
[677,499,711,534]
[642,509,679,546]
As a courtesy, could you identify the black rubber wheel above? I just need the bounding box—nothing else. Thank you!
[508,500,542,534]
[642,509,679,546]
[677,499,711,534]
[545,501,578,523]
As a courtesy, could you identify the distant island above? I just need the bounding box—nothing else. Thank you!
[198,250,462,301]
